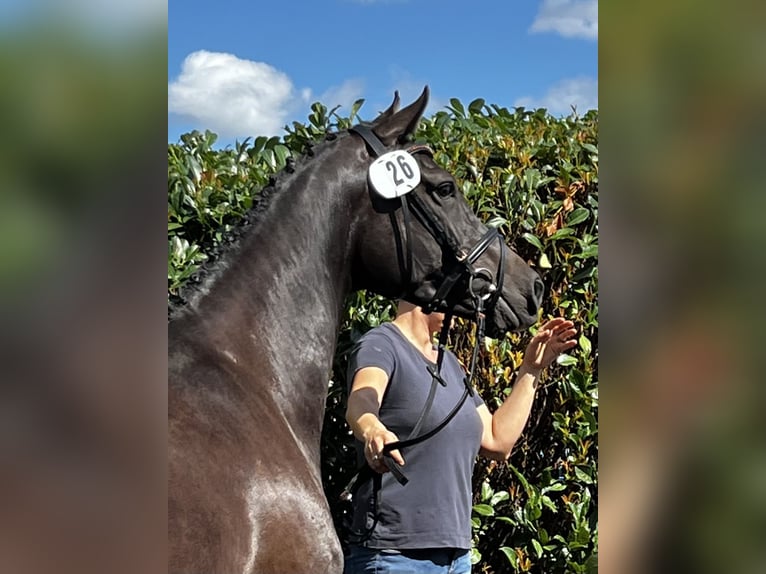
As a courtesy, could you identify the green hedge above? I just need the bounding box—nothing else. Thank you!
[168,98,598,574]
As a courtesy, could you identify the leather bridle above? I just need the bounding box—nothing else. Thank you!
[350,124,506,316]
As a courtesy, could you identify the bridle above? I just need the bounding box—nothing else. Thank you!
[350,124,506,316]
[340,126,511,541]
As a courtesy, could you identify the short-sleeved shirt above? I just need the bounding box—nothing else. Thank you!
[346,322,485,550]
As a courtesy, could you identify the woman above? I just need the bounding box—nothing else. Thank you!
[344,300,577,574]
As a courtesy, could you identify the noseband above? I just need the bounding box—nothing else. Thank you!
[350,124,505,316]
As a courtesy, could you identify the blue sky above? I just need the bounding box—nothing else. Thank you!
[168,0,597,146]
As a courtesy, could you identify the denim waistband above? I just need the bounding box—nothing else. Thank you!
[379,547,468,564]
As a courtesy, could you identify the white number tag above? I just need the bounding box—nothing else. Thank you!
[368,150,421,199]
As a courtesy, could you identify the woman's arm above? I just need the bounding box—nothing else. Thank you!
[345,366,405,473]
[478,318,577,460]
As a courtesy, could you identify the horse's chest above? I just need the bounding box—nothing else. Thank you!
[243,472,342,574]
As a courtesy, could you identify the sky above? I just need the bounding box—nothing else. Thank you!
[168,0,597,146]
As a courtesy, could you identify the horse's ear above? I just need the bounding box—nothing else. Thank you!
[372,86,429,146]
[375,91,401,123]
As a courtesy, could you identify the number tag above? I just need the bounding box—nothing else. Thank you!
[368,150,421,199]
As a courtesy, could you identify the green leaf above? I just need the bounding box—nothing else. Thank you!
[265,135,281,150]
[500,547,518,568]
[556,354,577,366]
[541,494,558,513]
[581,143,598,154]
[349,98,365,122]
[481,480,493,501]
[491,491,510,505]
[187,156,202,182]
[170,236,187,259]
[578,334,592,356]
[576,244,598,259]
[539,253,552,268]
[449,98,465,117]
[586,553,599,573]
[542,482,567,494]
[531,539,543,558]
[496,516,517,525]
[571,265,596,282]
[472,504,495,516]
[569,369,586,390]
[524,168,541,191]
[470,548,482,565]
[522,232,544,251]
[575,466,594,484]
[576,524,592,545]
[486,216,508,228]
[468,98,486,114]
[273,144,290,169]
[250,136,268,156]
[549,227,575,240]
[566,207,590,226]
[508,465,531,493]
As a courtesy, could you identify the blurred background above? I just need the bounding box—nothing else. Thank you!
[600,1,766,572]
[1,0,765,572]
[0,1,167,573]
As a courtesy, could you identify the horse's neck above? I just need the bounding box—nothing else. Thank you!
[196,149,360,451]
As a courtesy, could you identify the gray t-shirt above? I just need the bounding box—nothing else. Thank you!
[346,322,485,550]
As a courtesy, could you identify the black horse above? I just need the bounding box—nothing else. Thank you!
[168,87,543,573]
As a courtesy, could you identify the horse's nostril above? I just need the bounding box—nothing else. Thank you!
[533,276,544,307]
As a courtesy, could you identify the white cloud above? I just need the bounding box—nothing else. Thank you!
[530,0,597,40]
[515,76,598,115]
[168,52,374,138]
[168,50,299,138]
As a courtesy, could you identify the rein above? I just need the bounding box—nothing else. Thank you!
[379,288,491,484]
[341,125,507,542]
[339,290,492,544]
[340,289,491,497]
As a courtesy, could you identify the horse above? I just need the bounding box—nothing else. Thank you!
[168,87,544,574]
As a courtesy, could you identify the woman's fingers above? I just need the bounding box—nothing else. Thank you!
[544,320,577,345]
[387,448,405,467]
[366,431,405,473]
[545,318,575,334]
[541,317,568,330]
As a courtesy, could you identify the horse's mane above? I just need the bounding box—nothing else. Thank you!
[168,131,348,319]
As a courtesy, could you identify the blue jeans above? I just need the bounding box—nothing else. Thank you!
[344,545,472,574]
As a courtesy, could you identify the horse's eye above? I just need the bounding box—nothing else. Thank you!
[435,182,455,197]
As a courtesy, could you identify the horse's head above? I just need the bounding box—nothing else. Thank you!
[350,87,544,336]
